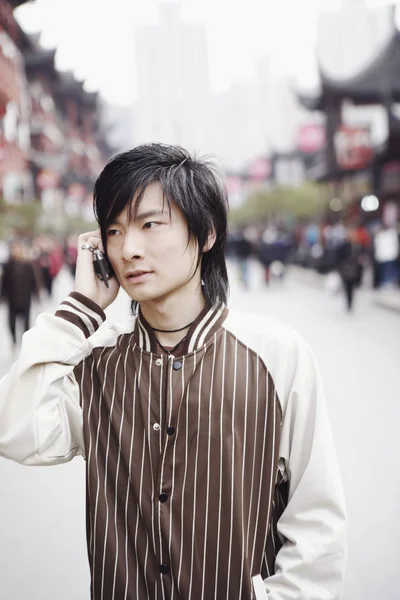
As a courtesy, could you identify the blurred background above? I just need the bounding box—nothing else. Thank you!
[0,0,399,599]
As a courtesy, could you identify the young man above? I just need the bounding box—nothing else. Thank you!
[0,144,346,600]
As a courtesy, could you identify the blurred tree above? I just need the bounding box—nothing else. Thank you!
[0,200,97,240]
[230,182,327,226]
[0,201,42,239]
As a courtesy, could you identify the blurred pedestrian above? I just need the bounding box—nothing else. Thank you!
[322,222,346,272]
[35,237,64,297]
[0,237,10,288]
[0,238,9,267]
[235,227,253,289]
[258,226,291,285]
[373,224,399,288]
[36,238,53,296]
[0,240,41,348]
[337,228,362,312]
[65,234,78,277]
[257,226,276,284]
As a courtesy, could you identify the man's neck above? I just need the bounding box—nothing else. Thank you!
[139,286,207,348]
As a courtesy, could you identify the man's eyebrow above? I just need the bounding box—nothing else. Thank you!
[134,209,170,220]
[108,210,170,227]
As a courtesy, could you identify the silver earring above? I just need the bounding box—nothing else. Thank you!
[201,279,205,286]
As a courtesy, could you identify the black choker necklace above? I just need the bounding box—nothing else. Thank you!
[152,319,195,333]
[156,336,187,356]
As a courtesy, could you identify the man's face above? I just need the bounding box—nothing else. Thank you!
[106,182,200,304]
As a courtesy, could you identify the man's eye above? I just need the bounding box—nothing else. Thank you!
[143,222,159,230]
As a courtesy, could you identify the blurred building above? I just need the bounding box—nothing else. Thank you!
[0,0,33,203]
[133,0,316,184]
[271,152,305,188]
[23,39,67,206]
[208,77,264,171]
[102,101,134,153]
[299,2,400,226]
[134,2,210,153]
[208,57,312,174]
[256,56,312,156]
[0,0,114,226]
[22,34,110,216]
[54,71,105,219]
[318,0,393,84]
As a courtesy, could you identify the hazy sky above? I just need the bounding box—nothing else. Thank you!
[15,0,395,106]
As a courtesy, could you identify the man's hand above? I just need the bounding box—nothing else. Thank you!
[74,230,120,311]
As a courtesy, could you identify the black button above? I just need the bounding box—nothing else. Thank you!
[159,492,168,503]
[167,426,176,436]
[159,563,169,575]
[173,361,182,371]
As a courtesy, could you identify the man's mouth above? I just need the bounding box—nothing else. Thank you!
[125,270,153,283]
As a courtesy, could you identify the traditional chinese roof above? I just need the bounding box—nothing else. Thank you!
[25,47,57,70]
[19,33,59,85]
[54,72,98,112]
[299,22,400,110]
[323,31,400,103]
[58,71,84,93]
[82,90,98,109]
[374,111,400,163]
[297,91,323,113]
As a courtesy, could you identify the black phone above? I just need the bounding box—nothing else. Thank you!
[92,249,113,288]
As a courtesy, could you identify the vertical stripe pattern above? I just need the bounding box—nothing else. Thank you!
[73,309,283,600]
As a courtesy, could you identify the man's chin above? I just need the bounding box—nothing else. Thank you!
[124,286,165,304]
[122,279,192,304]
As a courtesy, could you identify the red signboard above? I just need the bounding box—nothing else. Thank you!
[297,124,326,154]
[248,157,272,181]
[68,183,86,199]
[334,125,374,170]
[37,169,60,189]
[225,175,243,194]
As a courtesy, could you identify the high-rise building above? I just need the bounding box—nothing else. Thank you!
[134,2,210,153]
[134,2,314,172]
[207,77,265,171]
[207,58,312,173]
[255,56,311,155]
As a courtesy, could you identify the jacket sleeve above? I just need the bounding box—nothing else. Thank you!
[0,292,106,466]
[264,335,347,600]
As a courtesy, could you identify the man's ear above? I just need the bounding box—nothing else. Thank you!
[203,229,216,253]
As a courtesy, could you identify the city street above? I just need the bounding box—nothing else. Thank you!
[0,263,399,600]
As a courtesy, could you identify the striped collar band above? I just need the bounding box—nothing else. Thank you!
[135,303,228,354]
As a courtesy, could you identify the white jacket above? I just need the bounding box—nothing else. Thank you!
[0,295,347,599]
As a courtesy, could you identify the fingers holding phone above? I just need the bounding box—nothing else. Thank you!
[80,233,112,286]
[75,231,120,310]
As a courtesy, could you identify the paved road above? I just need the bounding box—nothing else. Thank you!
[0,264,399,599]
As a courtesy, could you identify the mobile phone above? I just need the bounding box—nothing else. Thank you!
[92,249,113,288]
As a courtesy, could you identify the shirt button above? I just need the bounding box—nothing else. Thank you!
[167,426,176,436]
[153,423,160,431]
[159,492,168,503]
[155,358,162,366]
[173,360,182,370]
[159,563,169,575]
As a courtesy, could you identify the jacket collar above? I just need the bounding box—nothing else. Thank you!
[134,303,228,354]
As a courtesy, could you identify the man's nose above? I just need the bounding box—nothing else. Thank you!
[121,231,144,261]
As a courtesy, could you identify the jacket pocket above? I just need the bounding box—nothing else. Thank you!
[252,574,269,600]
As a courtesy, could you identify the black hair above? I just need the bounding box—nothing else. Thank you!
[93,143,229,308]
